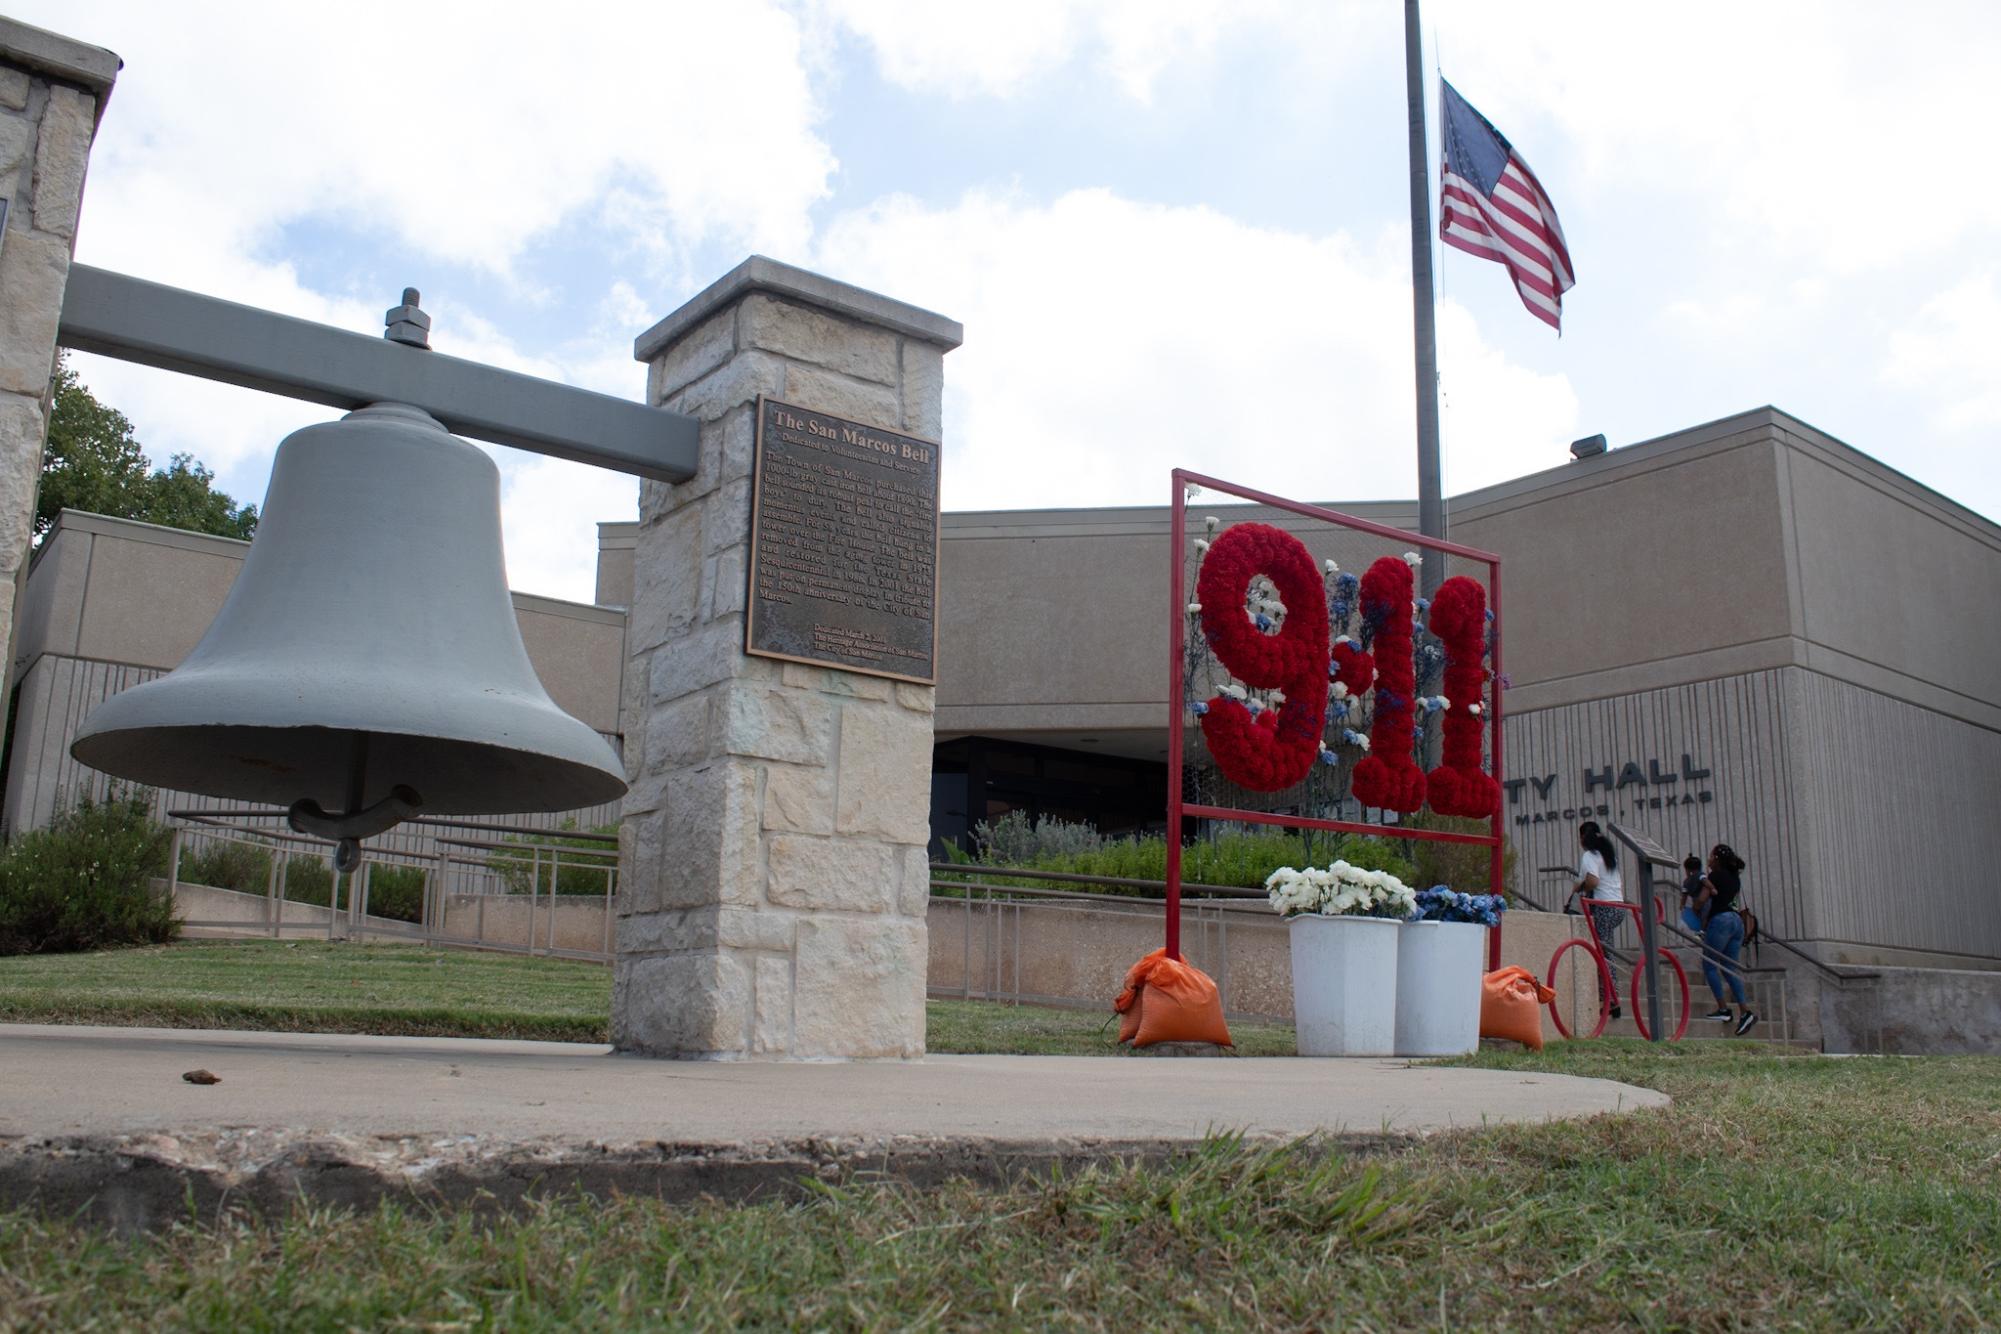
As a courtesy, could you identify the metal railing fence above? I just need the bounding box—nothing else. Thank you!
[167,809,620,962]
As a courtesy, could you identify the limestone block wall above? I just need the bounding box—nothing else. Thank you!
[616,257,960,1059]
[0,19,117,681]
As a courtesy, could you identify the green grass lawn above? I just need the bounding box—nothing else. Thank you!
[0,940,611,1042]
[1,1042,1996,1328]
[0,939,1297,1054]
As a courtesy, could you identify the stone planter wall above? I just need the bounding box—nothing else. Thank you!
[0,20,118,678]
[615,259,960,1059]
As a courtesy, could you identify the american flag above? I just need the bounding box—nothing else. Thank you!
[1437,79,1574,332]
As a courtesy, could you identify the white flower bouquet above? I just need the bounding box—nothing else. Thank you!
[1264,859,1417,920]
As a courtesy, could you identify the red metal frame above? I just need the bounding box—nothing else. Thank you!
[1166,468,1507,966]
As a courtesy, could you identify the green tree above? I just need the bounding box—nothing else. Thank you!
[37,358,258,544]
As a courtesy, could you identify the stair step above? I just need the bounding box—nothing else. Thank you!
[1592,1013,1812,1047]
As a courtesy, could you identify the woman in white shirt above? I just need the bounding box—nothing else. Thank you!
[1574,820,1627,1018]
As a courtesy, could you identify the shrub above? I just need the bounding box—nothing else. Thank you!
[266,855,422,923]
[935,826,1415,899]
[487,821,620,897]
[1401,811,1518,899]
[280,854,333,908]
[972,811,1104,864]
[362,863,426,923]
[179,838,274,894]
[0,790,177,955]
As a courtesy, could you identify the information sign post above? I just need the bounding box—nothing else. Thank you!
[1609,821,1682,1042]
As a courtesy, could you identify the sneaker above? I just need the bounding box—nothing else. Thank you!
[1704,1008,1734,1022]
[1735,1011,1759,1036]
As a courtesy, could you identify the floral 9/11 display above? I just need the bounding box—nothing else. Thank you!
[1186,518,1496,814]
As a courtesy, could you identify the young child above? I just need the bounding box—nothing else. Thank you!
[1679,855,1705,935]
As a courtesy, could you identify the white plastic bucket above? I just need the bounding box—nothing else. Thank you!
[1287,914,1401,1056]
[1393,919,1487,1056]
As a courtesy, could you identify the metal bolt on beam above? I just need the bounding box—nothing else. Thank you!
[384,287,431,349]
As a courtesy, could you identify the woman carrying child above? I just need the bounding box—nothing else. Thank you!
[1694,844,1756,1035]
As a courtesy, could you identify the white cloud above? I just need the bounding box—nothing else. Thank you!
[830,0,2001,285]
[37,0,2001,606]
[814,188,1575,509]
[1435,301,1580,490]
[20,0,824,601]
[40,1,835,285]
[498,454,637,607]
[820,0,1361,103]
[1429,0,2001,275]
[823,0,1086,99]
[1884,273,2001,433]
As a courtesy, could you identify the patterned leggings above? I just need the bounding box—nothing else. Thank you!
[1590,903,1624,996]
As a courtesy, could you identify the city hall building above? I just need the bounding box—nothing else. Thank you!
[8,405,1999,976]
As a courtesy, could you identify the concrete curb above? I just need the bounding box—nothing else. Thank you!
[0,1129,1409,1234]
[0,1023,1672,1231]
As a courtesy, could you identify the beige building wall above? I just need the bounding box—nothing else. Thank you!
[1450,416,1799,714]
[594,522,635,609]
[11,408,1996,972]
[1776,416,2001,732]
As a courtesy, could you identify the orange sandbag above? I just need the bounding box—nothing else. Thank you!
[1113,948,1234,1048]
[1481,965,1556,1051]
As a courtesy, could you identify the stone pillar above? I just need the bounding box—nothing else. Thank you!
[615,256,960,1059]
[0,19,117,681]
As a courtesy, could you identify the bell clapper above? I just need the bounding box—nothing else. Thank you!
[285,735,423,869]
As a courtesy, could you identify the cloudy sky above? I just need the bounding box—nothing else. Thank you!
[27,1,2001,603]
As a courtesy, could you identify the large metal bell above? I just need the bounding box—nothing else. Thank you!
[71,402,629,853]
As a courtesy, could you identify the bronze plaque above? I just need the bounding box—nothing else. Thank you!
[744,397,941,684]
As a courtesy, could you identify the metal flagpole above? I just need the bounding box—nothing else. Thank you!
[1404,0,1446,602]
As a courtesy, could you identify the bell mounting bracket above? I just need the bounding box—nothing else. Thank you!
[55,265,700,483]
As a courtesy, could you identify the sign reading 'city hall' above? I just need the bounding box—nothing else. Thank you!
[745,397,941,684]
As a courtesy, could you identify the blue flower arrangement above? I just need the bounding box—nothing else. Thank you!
[1412,884,1507,926]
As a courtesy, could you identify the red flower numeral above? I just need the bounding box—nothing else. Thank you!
[1423,575,1500,817]
[1195,523,1330,792]
[1348,555,1426,813]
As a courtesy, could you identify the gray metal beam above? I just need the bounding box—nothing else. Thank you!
[56,265,697,484]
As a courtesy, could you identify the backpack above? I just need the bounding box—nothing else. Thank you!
[1738,904,1760,953]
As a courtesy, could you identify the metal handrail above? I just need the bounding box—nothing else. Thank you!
[1542,863,1877,987]
[166,811,621,962]
[1636,873,1879,986]
[435,834,618,860]
[929,861,1265,898]
[931,876,1277,915]
[167,807,618,843]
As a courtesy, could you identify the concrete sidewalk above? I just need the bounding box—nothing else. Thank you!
[0,1023,1667,1229]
